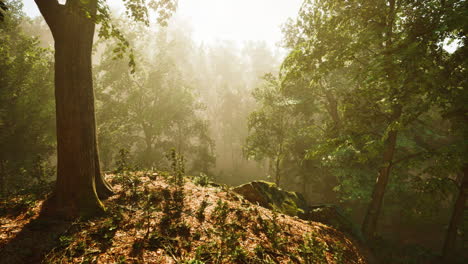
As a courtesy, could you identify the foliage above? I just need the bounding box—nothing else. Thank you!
[280,0,466,212]
[0,1,55,196]
[248,0,468,260]
[245,74,296,186]
[95,22,215,174]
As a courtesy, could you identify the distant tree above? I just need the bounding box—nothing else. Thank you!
[95,25,215,174]
[0,1,55,196]
[245,74,295,187]
[33,0,177,216]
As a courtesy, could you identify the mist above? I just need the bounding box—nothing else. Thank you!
[1,1,466,263]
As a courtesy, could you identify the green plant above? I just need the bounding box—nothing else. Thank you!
[331,241,346,264]
[167,148,185,187]
[114,148,131,174]
[211,199,248,263]
[193,172,212,187]
[157,150,188,238]
[196,199,210,223]
[263,209,284,250]
[297,233,328,264]
[90,217,120,251]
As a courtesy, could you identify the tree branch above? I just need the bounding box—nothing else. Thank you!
[34,0,62,33]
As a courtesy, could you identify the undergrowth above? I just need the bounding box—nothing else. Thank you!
[3,150,351,264]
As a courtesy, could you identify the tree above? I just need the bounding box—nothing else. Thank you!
[0,1,55,196]
[95,22,215,174]
[0,0,8,22]
[33,0,176,216]
[281,0,461,240]
[436,2,468,257]
[443,167,468,261]
[245,74,295,187]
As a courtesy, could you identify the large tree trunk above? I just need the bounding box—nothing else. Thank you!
[35,0,113,216]
[362,106,401,239]
[95,150,114,199]
[442,165,468,261]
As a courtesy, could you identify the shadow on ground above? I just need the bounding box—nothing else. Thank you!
[0,208,75,264]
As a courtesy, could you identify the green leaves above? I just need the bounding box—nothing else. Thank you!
[0,5,55,195]
[273,1,468,231]
[94,23,214,173]
[94,0,178,74]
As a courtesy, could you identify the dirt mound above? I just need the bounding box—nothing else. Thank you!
[0,172,370,263]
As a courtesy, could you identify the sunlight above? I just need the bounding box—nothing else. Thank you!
[22,0,303,46]
[177,0,303,45]
[5,1,468,263]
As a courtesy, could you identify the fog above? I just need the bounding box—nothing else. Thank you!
[2,1,466,263]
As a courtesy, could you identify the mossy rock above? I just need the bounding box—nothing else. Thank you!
[305,204,365,243]
[233,181,364,242]
[233,181,308,217]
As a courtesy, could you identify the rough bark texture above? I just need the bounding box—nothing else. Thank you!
[34,0,113,216]
[442,165,467,261]
[362,128,399,239]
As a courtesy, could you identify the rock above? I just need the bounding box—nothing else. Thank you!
[233,181,364,242]
[305,204,365,243]
[232,181,308,217]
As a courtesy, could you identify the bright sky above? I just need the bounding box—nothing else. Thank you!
[22,0,303,47]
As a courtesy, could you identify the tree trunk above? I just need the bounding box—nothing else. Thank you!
[442,165,468,261]
[95,150,114,199]
[362,0,399,239]
[362,106,401,238]
[0,160,5,197]
[142,122,154,167]
[324,89,341,132]
[275,155,281,187]
[35,0,113,216]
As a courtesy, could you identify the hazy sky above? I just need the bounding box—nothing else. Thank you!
[22,0,303,46]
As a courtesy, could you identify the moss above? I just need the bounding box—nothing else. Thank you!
[234,181,364,242]
[233,181,308,217]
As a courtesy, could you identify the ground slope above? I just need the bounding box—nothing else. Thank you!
[0,172,369,263]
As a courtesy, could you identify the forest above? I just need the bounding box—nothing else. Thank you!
[0,0,466,263]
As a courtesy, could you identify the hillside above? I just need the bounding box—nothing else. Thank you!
[0,172,370,263]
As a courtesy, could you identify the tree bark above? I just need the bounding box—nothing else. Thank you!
[324,89,341,132]
[361,0,400,239]
[362,106,401,239]
[95,149,114,199]
[35,0,113,216]
[0,160,5,197]
[142,122,154,167]
[275,155,281,187]
[442,165,468,261]
[362,129,398,238]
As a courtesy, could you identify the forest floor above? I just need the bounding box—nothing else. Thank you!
[0,172,370,264]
